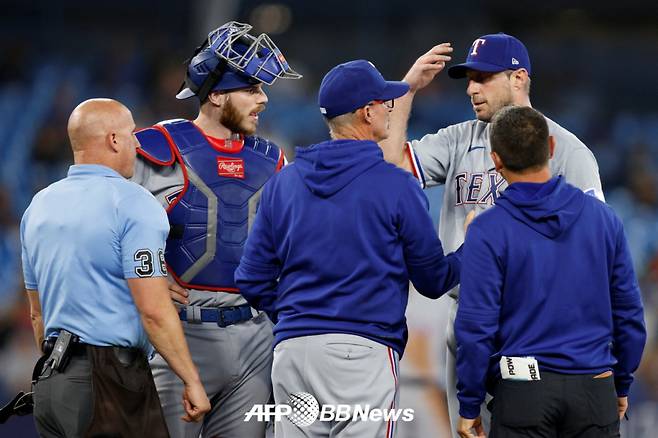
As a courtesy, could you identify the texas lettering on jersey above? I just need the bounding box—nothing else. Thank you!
[454,170,506,206]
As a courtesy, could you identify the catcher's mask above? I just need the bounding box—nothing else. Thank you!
[176,21,301,101]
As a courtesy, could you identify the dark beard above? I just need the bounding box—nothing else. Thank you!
[219,99,254,135]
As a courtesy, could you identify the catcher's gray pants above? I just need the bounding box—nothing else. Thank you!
[272,334,400,438]
[446,298,492,437]
[150,311,274,438]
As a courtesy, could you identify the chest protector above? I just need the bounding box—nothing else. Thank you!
[135,119,283,291]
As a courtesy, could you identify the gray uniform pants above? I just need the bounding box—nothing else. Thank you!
[33,355,93,437]
[151,311,274,438]
[272,334,400,438]
[446,298,491,437]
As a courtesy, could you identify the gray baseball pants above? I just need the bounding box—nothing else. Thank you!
[272,334,400,438]
[150,311,274,438]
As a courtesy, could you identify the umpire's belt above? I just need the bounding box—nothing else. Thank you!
[179,304,254,327]
[42,337,87,357]
[43,339,142,366]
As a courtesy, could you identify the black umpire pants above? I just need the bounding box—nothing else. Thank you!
[33,345,169,438]
[33,352,93,437]
[489,371,620,438]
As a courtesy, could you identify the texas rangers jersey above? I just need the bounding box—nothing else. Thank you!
[408,117,603,298]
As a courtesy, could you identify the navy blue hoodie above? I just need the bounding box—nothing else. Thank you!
[235,139,461,356]
[455,176,647,419]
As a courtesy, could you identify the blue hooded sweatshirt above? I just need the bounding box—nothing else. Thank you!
[235,139,461,356]
[455,176,647,419]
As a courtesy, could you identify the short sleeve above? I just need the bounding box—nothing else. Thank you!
[117,188,170,279]
[20,212,38,290]
[563,147,605,201]
[547,120,604,201]
[409,128,454,187]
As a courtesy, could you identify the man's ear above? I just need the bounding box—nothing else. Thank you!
[490,151,504,172]
[548,135,555,159]
[108,132,120,153]
[207,91,224,107]
[511,68,529,92]
[361,105,373,124]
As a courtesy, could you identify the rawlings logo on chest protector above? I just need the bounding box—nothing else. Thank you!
[217,157,245,178]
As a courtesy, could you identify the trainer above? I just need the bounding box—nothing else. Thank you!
[20,99,210,437]
[236,60,462,438]
[455,106,646,438]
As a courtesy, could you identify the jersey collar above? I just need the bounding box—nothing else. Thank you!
[67,164,123,178]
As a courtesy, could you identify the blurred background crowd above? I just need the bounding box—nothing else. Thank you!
[1,0,656,436]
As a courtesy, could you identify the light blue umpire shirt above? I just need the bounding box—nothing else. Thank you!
[20,164,169,354]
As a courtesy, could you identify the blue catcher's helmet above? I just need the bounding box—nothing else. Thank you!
[176,21,301,100]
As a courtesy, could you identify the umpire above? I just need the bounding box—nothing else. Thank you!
[455,106,647,438]
[20,99,210,437]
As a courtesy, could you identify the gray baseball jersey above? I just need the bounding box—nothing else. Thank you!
[409,116,603,289]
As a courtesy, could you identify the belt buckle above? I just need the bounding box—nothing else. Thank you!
[217,308,228,328]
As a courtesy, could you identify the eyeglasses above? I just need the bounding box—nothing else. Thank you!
[368,99,395,109]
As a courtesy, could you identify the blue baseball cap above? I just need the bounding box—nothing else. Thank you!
[448,33,531,79]
[318,60,410,119]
